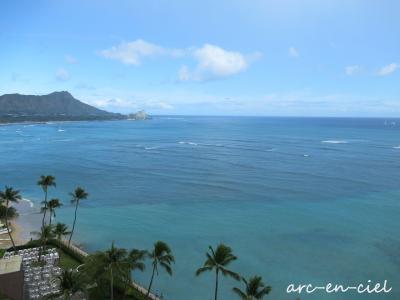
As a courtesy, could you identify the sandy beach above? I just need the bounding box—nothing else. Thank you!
[0,199,41,249]
[0,222,29,249]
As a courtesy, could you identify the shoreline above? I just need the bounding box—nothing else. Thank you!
[0,221,30,249]
[0,199,40,249]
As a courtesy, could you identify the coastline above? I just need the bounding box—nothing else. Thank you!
[0,204,162,300]
[0,199,40,249]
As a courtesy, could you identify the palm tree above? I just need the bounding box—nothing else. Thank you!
[233,276,272,300]
[128,248,147,274]
[53,223,71,248]
[146,241,174,299]
[52,269,86,300]
[37,175,56,228]
[121,248,147,298]
[68,187,88,246]
[47,198,62,225]
[32,225,54,261]
[106,242,127,300]
[0,205,18,220]
[196,244,240,300]
[0,186,21,250]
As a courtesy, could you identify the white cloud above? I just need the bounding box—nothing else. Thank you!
[345,65,361,76]
[378,63,399,76]
[100,39,184,65]
[55,68,70,81]
[88,96,173,113]
[194,44,248,76]
[100,40,260,81]
[180,44,257,81]
[288,46,299,58]
[65,55,77,64]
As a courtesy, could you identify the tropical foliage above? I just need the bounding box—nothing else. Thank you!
[196,244,240,300]
[51,269,87,300]
[37,175,56,228]
[0,186,22,250]
[233,276,272,300]
[47,198,63,225]
[146,241,175,299]
[2,178,273,300]
[31,224,54,261]
[68,187,88,246]
[53,222,71,248]
[0,205,18,220]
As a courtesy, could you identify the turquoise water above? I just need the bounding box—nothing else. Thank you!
[1,117,400,299]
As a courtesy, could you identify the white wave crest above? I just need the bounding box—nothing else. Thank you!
[178,141,198,146]
[393,146,400,149]
[321,140,348,144]
[22,198,34,208]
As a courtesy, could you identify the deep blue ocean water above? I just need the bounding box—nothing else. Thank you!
[1,116,400,300]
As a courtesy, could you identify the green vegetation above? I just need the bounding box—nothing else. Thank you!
[47,198,62,226]
[31,224,54,261]
[53,222,71,248]
[0,205,18,220]
[59,248,82,270]
[146,241,174,299]
[51,269,87,300]
[68,187,88,246]
[0,186,22,250]
[83,242,148,300]
[3,176,272,300]
[37,174,56,228]
[196,244,240,300]
[0,91,126,124]
[233,276,272,300]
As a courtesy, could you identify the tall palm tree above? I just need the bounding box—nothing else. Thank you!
[47,198,62,225]
[52,269,86,300]
[32,224,54,261]
[105,242,128,300]
[68,187,88,246]
[146,241,175,299]
[0,186,21,251]
[53,223,71,248]
[196,244,240,300]
[122,248,147,298]
[233,276,272,300]
[37,175,56,228]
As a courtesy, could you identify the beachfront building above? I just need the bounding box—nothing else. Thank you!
[0,255,23,300]
[1,248,62,300]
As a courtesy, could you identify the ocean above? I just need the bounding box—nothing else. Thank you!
[1,116,399,300]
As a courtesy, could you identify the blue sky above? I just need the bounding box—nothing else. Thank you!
[1,0,399,116]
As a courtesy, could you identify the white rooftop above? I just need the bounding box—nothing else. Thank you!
[0,256,22,274]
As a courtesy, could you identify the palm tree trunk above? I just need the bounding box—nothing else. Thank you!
[68,200,79,247]
[146,265,156,299]
[214,269,219,300]
[4,203,16,251]
[122,270,130,300]
[41,189,48,228]
[110,267,114,300]
[49,209,52,226]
